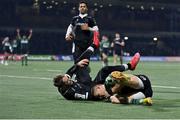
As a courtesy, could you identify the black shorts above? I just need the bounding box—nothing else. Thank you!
[101,48,109,55]
[12,47,18,54]
[114,47,123,56]
[136,75,153,98]
[21,48,29,54]
[21,44,29,54]
[3,46,11,53]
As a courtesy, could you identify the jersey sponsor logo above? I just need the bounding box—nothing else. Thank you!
[74,92,88,99]
[21,40,28,44]
[76,23,86,26]
[139,76,147,81]
[4,42,11,46]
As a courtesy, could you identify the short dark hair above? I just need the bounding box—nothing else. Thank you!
[53,75,64,87]
[79,1,88,7]
[91,84,105,101]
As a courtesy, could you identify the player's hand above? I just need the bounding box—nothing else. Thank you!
[77,59,89,67]
[120,41,125,46]
[81,24,89,30]
[29,29,33,33]
[16,28,20,33]
[111,43,114,47]
[110,95,120,104]
[65,34,73,41]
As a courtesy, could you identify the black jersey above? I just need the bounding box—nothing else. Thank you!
[20,38,29,49]
[19,37,30,54]
[113,38,124,49]
[71,15,97,48]
[57,64,94,100]
[58,81,93,100]
[3,41,12,53]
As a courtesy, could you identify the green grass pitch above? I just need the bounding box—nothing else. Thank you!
[0,61,180,119]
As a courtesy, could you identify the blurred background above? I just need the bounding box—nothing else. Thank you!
[0,0,180,56]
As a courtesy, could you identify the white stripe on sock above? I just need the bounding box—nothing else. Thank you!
[87,46,94,52]
[122,64,128,70]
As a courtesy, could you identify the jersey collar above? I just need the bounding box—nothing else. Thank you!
[79,13,88,18]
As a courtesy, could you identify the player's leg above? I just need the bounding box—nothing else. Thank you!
[21,48,25,66]
[102,53,108,66]
[1,47,6,64]
[24,54,28,66]
[21,55,24,66]
[128,95,153,105]
[110,73,144,90]
[119,49,123,65]
[113,53,117,65]
[4,52,9,65]
[1,52,5,64]
[110,93,152,105]
[75,44,97,64]
[75,66,92,85]
[93,52,140,84]
[24,46,29,66]
[72,46,92,84]
[119,75,153,105]
[74,30,100,64]
[138,75,153,98]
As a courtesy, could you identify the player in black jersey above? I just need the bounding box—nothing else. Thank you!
[53,52,142,101]
[93,71,153,105]
[11,38,18,61]
[65,1,99,63]
[100,35,110,66]
[92,53,153,105]
[111,33,125,65]
[65,1,99,85]
[53,59,94,100]
[16,28,32,66]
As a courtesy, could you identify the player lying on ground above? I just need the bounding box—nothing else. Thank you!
[88,52,153,105]
[92,70,153,105]
[53,53,153,105]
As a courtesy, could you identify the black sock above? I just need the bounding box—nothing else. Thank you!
[127,63,131,70]
[104,59,108,66]
[25,56,28,65]
[22,57,24,66]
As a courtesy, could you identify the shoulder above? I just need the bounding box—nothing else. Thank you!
[87,15,95,20]
[72,15,79,19]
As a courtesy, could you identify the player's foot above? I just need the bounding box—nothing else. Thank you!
[142,97,153,106]
[1,60,4,64]
[130,52,140,70]
[4,62,8,66]
[110,71,129,83]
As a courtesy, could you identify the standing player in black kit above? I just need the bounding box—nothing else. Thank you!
[65,1,99,63]
[16,28,33,66]
[111,33,125,65]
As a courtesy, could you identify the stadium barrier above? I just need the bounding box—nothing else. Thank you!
[0,54,180,62]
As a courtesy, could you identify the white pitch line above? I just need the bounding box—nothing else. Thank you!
[0,75,51,80]
[152,85,180,89]
[32,69,63,72]
[0,74,180,89]
[46,69,63,72]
